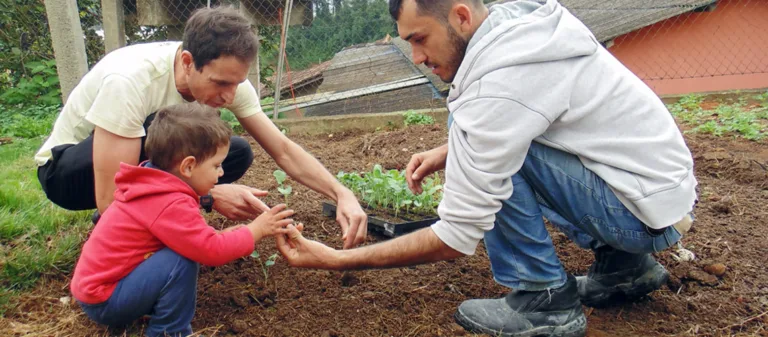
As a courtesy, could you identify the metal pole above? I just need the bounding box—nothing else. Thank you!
[272,0,294,119]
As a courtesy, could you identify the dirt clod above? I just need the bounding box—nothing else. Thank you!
[230,319,248,334]
[703,263,727,276]
[686,269,719,286]
[340,271,360,287]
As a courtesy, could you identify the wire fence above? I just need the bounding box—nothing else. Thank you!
[1,0,766,112]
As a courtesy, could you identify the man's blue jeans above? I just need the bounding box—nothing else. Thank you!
[485,141,683,291]
[78,248,199,337]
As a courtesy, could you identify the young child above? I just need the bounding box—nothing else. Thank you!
[70,104,294,336]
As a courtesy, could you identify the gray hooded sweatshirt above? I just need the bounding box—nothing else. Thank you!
[431,0,698,255]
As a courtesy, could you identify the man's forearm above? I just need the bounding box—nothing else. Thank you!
[275,141,348,201]
[334,227,465,270]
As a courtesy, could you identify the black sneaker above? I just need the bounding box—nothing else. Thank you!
[454,275,586,337]
[576,245,669,308]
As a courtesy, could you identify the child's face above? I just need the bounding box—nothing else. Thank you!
[187,144,229,196]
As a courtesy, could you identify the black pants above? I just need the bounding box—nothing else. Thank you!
[37,113,254,211]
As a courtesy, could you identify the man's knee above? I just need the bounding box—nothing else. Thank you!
[220,137,254,183]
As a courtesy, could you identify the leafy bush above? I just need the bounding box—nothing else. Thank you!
[219,108,244,134]
[403,110,435,126]
[0,104,59,138]
[337,164,442,217]
[0,60,61,106]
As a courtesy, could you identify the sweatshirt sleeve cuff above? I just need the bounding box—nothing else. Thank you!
[232,227,256,257]
[431,219,485,256]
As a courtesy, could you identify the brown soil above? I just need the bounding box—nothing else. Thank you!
[2,124,768,337]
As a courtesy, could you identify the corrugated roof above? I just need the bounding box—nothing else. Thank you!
[259,61,331,98]
[317,43,425,93]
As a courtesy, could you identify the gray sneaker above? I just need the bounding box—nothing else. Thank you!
[576,246,669,308]
[454,275,587,337]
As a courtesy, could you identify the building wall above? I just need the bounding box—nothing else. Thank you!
[608,0,768,95]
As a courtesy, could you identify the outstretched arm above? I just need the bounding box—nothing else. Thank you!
[277,225,465,270]
[239,112,368,248]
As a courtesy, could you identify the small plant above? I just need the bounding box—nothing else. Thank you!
[403,110,435,126]
[273,170,292,205]
[250,251,279,283]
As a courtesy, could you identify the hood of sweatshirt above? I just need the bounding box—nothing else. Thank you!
[450,0,599,99]
[113,162,197,203]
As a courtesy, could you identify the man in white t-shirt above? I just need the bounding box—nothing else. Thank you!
[36,6,368,249]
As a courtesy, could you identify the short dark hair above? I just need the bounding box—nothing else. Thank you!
[145,104,233,171]
[183,6,258,70]
[389,0,483,22]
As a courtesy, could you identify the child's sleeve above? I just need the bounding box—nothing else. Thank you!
[149,198,255,266]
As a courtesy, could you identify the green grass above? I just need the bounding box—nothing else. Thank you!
[0,104,59,138]
[0,138,91,315]
[667,92,768,141]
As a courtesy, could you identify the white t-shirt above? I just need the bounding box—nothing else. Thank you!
[35,41,262,166]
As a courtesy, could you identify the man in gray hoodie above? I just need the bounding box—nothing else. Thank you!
[277,0,698,336]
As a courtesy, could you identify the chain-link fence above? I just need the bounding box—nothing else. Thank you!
[1,0,766,111]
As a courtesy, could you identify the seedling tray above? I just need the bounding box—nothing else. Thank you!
[321,201,439,238]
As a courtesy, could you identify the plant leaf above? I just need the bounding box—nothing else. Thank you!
[250,251,260,258]
[277,185,292,195]
[273,170,287,185]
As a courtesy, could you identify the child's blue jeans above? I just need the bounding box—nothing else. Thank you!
[77,248,199,337]
[484,141,685,291]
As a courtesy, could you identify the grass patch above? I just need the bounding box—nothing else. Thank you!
[667,92,768,141]
[0,138,91,315]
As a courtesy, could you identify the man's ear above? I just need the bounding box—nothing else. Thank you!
[450,3,474,35]
[178,156,197,178]
[180,50,196,73]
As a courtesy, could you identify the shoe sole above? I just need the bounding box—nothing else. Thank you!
[454,310,587,337]
[578,263,669,308]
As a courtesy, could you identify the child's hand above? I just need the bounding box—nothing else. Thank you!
[247,204,295,241]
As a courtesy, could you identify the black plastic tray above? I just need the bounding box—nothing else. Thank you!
[321,201,439,238]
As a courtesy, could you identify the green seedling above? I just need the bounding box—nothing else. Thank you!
[250,251,279,283]
[403,110,435,126]
[336,165,443,217]
[273,170,292,205]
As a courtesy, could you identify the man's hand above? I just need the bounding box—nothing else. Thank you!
[276,224,341,269]
[335,190,368,249]
[210,184,270,221]
[406,144,448,194]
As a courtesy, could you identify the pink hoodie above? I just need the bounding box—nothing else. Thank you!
[71,163,254,304]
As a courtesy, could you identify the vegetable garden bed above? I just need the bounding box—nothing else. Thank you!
[3,120,768,337]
